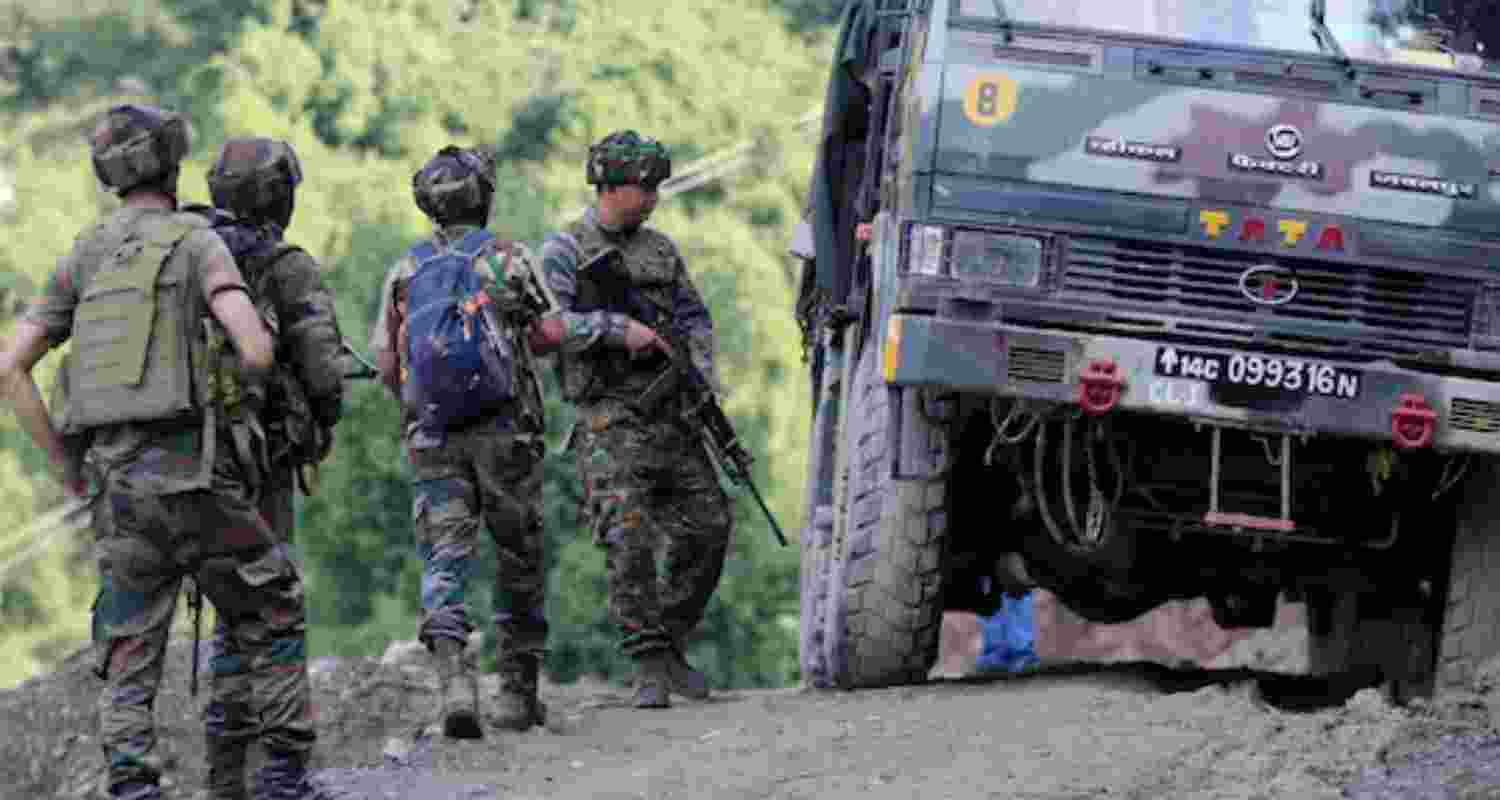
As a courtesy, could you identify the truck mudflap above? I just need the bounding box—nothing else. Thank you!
[881,313,1500,455]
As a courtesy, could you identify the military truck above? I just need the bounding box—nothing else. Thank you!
[792,0,1500,701]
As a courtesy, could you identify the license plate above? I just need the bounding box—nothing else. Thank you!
[1152,346,1362,399]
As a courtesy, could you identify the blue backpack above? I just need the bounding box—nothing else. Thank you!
[401,229,516,431]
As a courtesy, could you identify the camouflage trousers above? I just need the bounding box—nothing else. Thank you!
[92,454,312,800]
[203,467,299,800]
[574,400,734,658]
[407,419,548,660]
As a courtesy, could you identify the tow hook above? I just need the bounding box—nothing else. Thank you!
[1078,359,1124,416]
[1390,393,1437,450]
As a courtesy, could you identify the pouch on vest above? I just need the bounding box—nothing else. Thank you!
[66,215,204,432]
[402,229,518,431]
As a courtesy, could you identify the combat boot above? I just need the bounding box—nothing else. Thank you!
[493,653,547,731]
[633,650,674,709]
[105,781,162,800]
[204,734,250,800]
[431,638,482,739]
[667,642,711,701]
[253,749,342,800]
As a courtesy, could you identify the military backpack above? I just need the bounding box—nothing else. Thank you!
[402,228,521,432]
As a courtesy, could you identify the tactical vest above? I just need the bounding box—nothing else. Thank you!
[65,211,211,432]
[556,217,681,404]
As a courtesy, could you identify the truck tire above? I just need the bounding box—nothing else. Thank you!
[1307,589,1437,704]
[799,501,836,688]
[1438,456,1500,690]
[820,339,948,688]
[798,401,837,690]
[799,333,852,689]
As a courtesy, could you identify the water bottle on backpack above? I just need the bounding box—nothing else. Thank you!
[402,228,517,431]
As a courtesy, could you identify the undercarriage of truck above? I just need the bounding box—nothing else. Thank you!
[945,396,1468,626]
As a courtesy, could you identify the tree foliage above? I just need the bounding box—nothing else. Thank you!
[766,0,850,34]
[0,0,837,690]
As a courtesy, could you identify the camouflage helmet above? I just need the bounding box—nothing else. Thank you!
[411,146,496,224]
[89,104,192,195]
[206,137,303,221]
[586,130,671,188]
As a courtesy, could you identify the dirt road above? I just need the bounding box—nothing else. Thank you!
[7,636,1499,800]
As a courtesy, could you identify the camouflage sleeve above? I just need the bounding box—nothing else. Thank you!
[538,232,630,354]
[20,245,84,347]
[669,249,722,394]
[369,257,412,397]
[267,249,345,425]
[369,258,411,359]
[184,228,252,304]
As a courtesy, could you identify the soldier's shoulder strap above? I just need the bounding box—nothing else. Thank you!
[259,242,304,267]
[408,239,440,268]
[160,209,213,232]
[454,227,497,255]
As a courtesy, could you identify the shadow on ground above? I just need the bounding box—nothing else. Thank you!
[935,658,1386,713]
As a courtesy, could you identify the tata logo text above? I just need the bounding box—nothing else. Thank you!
[1197,210,1346,252]
[1238,265,1299,306]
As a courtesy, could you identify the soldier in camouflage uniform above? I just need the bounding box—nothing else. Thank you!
[200,137,345,547]
[368,145,554,736]
[190,137,346,800]
[532,130,734,709]
[0,105,322,799]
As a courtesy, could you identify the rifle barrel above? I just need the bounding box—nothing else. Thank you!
[745,477,788,547]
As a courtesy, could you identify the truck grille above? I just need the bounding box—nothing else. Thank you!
[1450,398,1500,434]
[1058,237,1477,360]
[1008,345,1066,383]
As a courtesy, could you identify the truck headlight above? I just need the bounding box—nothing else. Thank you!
[906,224,947,276]
[950,230,1045,287]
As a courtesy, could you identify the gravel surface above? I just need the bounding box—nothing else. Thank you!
[5,629,1500,799]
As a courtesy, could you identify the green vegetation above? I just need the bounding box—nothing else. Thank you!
[0,0,838,689]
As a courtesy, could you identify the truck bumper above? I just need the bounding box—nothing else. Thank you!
[881,313,1500,455]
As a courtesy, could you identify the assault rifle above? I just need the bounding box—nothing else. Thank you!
[576,250,787,547]
[341,341,380,380]
[495,245,563,327]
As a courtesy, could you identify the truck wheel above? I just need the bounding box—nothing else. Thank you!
[821,339,949,688]
[799,334,851,689]
[1306,589,1436,704]
[799,501,836,688]
[804,486,840,687]
[804,504,840,687]
[1438,456,1500,690]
